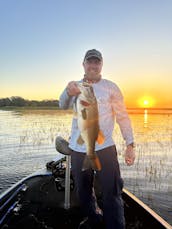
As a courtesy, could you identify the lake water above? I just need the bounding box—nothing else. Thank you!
[0,109,172,225]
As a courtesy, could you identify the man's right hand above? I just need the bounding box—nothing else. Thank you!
[66,81,81,96]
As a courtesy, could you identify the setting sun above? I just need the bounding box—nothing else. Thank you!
[143,100,149,106]
[138,96,155,108]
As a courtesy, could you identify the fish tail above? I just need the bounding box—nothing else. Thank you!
[82,154,101,171]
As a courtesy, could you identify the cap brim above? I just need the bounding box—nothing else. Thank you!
[85,55,102,60]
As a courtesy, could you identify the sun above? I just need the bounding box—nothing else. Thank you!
[143,100,149,106]
[138,96,155,108]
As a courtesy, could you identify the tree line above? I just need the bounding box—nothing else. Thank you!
[0,96,59,107]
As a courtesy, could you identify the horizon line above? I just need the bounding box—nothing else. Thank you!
[0,97,171,110]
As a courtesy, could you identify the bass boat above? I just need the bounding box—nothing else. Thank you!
[0,137,171,229]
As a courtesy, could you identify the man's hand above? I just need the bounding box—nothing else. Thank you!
[66,81,81,96]
[124,145,135,166]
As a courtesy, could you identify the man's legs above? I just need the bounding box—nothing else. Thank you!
[97,146,125,229]
[71,150,102,225]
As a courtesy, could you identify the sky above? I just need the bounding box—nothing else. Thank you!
[0,0,172,108]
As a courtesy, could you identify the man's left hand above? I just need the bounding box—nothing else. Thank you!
[124,145,135,166]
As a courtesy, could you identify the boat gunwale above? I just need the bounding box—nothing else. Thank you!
[123,188,172,229]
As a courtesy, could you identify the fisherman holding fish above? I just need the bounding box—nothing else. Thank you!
[59,49,135,229]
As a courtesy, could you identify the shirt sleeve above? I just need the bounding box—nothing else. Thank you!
[110,83,134,146]
[59,88,76,109]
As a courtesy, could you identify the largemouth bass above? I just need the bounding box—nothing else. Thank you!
[76,82,105,171]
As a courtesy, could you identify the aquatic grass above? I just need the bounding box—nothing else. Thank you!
[113,112,172,223]
[0,109,172,224]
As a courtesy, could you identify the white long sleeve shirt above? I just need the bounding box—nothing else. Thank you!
[59,78,134,153]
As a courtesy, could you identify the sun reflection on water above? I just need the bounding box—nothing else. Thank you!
[144,109,148,127]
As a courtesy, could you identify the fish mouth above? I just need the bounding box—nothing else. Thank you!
[77,82,95,100]
[77,82,92,88]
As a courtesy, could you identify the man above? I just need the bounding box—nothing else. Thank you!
[59,49,135,229]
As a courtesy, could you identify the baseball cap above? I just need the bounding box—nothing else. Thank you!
[84,49,103,61]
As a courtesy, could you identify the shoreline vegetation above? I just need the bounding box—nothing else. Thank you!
[0,96,59,109]
[0,106,60,110]
[0,96,171,113]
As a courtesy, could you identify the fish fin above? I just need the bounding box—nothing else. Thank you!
[77,135,84,145]
[81,108,87,120]
[82,155,92,171]
[82,154,101,171]
[96,130,105,145]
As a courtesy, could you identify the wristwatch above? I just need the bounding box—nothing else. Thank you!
[127,143,135,148]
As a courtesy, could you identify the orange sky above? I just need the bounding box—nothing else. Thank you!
[1,77,171,108]
[125,86,172,108]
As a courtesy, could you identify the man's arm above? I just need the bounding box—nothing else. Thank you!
[110,84,135,165]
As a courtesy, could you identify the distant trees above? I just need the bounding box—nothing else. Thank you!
[0,96,59,107]
[0,97,11,106]
[10,96,26,106]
